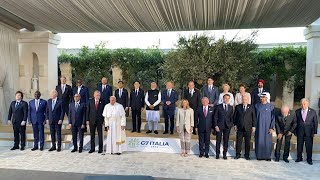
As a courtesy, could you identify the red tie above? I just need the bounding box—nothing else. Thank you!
[95,101,98,111]
[204,107,207,117]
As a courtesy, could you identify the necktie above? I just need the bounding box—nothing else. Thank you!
[243,105,246,112]
[75,103,79,111]
[209,86,212,93]
[190,90,193,97]
[224,104,228,112]
[136,90,138,96]
[15,102,19,108]
[52,100,56,110]
[167,90,171,97]
[103,85,106,92]
[62,85,65,94]
[95,101,98,111]
[302,110,307,122]
[36,100,39,111]
[203,107,207,117]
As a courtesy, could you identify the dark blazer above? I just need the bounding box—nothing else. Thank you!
[275,110,297,135]
[197,106,214,132]
[72,86,89,104]
[8,100,28,124]
[182,88,201,110]
[97,83,112,104]
[201,85,219,105]
[130,88,145,110]
[295,108,318,137]
[214,104,234,129]
[68,102,86,126]
[46,98,64,124]
[86,98,106,126]
[56,84,72,105]
[115,88,129,108]
[233,104,256,132]
[251,87,269,105]
[161,89,178,114]
[28,99,47,124]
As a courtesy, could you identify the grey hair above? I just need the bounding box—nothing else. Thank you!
[94,90,101,95]
[50,89,58,96]
[110,96,116,100]
[300,98,309,104]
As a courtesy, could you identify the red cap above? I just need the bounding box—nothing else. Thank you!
[258,79,265,84]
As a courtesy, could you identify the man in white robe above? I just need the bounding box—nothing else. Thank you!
[102,96,127,155]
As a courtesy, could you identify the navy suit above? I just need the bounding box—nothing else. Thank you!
[161,89,178,133]
[69,102,86,149]
[130,88,145,132]
[201,85,219,105]
[56,84,72,116]
[197,106,214,155]
[295,108,318,162]
[72,86,89,104]
[251,88,269,105]
[8,100,28,148]
[28,99,47,148]
[97,83,112,104]
[214,104,234,157]
[46,98,64,148]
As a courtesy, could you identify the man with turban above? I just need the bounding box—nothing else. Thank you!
[251,79,269,105]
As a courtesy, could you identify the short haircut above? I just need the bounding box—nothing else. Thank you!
[118,80,124,84]
[180,99,190,108]
[239,83,246,88]
[223,93,230,98]
[222,83,230,90]
[133,80,140,84]
[207,76,214,80]
[300,98,309,103]
[94,90,101,95]
[60,76,66,80]
[15,91,23,99]
[50,89,58,96]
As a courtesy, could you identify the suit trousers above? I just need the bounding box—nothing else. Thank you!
[216,128,231,156]
[90,123,103,151]
[49,124,62,148]
[12,123,26,148]
[275,134,292,159]
[132,109,142,132]
[297,134,314,161]
[72,125,84,149]
[198,130,211,155]
[32,121,45,148]
[236,129,252,157]
[164,109,174,133]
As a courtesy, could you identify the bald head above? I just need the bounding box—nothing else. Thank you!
[281,105,290,116]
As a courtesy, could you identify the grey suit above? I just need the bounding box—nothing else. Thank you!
[201,85,219,105]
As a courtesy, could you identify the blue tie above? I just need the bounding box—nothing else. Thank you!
[52,100,56,110]
[15,102,19,108]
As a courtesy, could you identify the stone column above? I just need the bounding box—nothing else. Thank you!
[111,65,123,88]
[304,18,320,114]
[18,31,61,99]
[59,62,72,85]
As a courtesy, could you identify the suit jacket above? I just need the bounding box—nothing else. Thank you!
[115,88,129,108]
[46,98,64,125]
[201,85,219,105]
[251,87,269,105]
[72,86,89,104]
[68,102,86,126]
[275,110,297,135]
[197,106,214,133]
[130,88,145,110]
[214,104,234,129]
[28,99,47,124]
[176,108,194,134]
[233,104,256,132]
[8,100,28,124]
[182,88,201,110]
[86,98,106,126]
[161,89,178,114]
[55,84,72,106]
[295,108,318,137]
[97,83,112,104]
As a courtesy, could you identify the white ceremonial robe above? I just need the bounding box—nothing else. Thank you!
[102,102,127,154]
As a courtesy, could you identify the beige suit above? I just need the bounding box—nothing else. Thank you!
[176,108,194,133]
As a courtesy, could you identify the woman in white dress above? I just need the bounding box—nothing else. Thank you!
[218,83,234,106]
[234,84,251,106]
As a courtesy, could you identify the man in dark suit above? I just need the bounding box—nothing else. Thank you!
[115,81,129,116]
[68,93,86,153]
[183,81,201,135]
[214,94,234,160]
[251,79,269,105]
[130,81,144,133]
[295,98,318,165]
[162,81,178,135]
[196,97,214,158]
[56,76,72,116]
[97,77,112,104]
[46,89,65,152]
[7,91,28,151]
[72,79,89,104]
[87,90,105,153]
[274,105,297,163]
[201,77,219,106]
[28,91,47,151]
[233,95,256,160]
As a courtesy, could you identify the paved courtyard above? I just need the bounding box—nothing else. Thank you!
[0,147,319,180]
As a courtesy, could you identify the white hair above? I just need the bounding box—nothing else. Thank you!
[50,89,58,96]
[300,98,309,104]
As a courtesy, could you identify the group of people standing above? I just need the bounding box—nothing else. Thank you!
[6,76,318,164]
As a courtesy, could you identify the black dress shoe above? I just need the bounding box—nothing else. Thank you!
[245,157,251,160]
[295,159,302,163]
[223,156,227,160]
[199,154,203,158]
[31,147,38,151]
[98,149,103,153]
[216,156,220,159]
[154,130,158,134]
[20,147,25,151]
[205,154,209,158]
[71,149,77,153]
[40,147,44,151]
[88,149,95,153]
[131,130,136,133]
[275,158,280,162]
[235,155,240,159]
[283,159,289,163]
[116,153,121,155]
[57,147,61,152]
[79,148,83,153]
[146,130,152,134]
[170,132,173,135]
[266,159,271,161]
[307,161,313,165]
[48,147,56,151]
[137,130,141,133]
[10,146,19,150]
[163,131,168,134]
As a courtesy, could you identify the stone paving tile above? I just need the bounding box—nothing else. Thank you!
[0,147,319,179]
